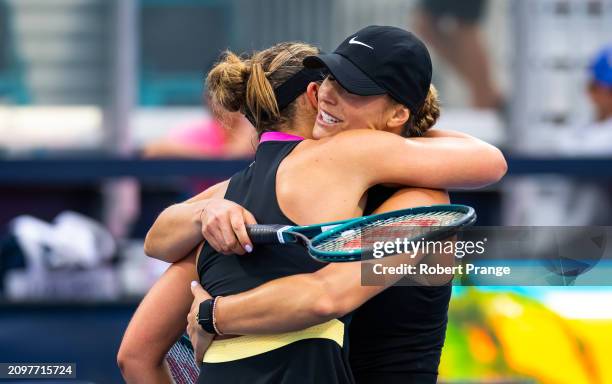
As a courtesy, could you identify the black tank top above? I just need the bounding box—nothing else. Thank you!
[349,185,452,384]
[197,140,354,384]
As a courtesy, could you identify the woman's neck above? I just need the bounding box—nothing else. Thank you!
[276,120,313,139]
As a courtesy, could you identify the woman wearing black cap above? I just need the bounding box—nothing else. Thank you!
[120,28,505,384]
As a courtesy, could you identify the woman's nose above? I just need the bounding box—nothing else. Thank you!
[318,82,338,106]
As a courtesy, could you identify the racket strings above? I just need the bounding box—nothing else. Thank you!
[166,335,198,384]
[316,211,465,252]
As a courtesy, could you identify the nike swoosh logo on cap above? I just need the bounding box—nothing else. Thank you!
[348,36,374,50]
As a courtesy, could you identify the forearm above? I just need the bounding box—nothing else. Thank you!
[215,274,324,334]
[335,130,507,191]
[408,135,507,189]
[215,264,368,335]
[144,180,229,262]
[215,254,421,335]
[144,201,207,262]
[118,253,198,383]
[382,135,506,189]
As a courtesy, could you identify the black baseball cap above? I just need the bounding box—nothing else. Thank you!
[303,25,432,112]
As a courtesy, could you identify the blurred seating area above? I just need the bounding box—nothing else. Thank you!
[1,1,612,383]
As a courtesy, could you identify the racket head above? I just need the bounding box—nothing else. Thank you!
[308,204,476,262]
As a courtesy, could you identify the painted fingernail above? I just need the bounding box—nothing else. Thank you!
[245,244,253,253]
[191,281,198,287]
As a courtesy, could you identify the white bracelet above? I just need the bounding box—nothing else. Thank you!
[212,296,224,336]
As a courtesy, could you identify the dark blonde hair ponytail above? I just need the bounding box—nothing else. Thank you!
[246,59,280,127]
[206,51,249,114]
[206,42,319,135]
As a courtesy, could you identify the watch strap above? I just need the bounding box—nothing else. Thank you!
[197,298,216,334]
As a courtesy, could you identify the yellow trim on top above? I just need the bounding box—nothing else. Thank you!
[203,319,345,363]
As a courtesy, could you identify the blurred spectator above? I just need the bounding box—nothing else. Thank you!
[143,111,256,159]
[415,0,503,109]
[507,45,612,227]
[589,45,612,122]
[558,45,612,155]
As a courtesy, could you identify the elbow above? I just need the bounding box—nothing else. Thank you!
[489,147,508,183]
[311,293,342,321]
[143,228,176,262]
[116,350,129,378]
[116,344,139,381]
[477,146,508,187]
[143,231,161,259]
[117,342,162,383]
[143,206,175,261]
[310,279,350,321]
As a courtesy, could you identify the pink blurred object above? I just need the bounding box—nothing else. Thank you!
[166,118,227,157]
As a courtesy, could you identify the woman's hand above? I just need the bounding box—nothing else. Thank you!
[187,282,215,364]
[199,198,257,255]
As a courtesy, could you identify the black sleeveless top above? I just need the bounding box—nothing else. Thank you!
[349,185,452,384]
[197,140,354,384]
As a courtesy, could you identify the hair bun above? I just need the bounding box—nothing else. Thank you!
[206,42,318,135]
[206,51,250,114]
[410,84,441,136]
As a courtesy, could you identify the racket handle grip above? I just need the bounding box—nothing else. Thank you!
[246,224,288,244]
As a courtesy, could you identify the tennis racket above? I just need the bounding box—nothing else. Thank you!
[166,334,198,384]
[246,204,476,262]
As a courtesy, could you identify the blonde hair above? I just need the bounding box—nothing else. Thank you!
[402,84,441,137]
[206,42,319,135]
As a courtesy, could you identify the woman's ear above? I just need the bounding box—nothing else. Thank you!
[386,104,410,131]
[306,82,319,110]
